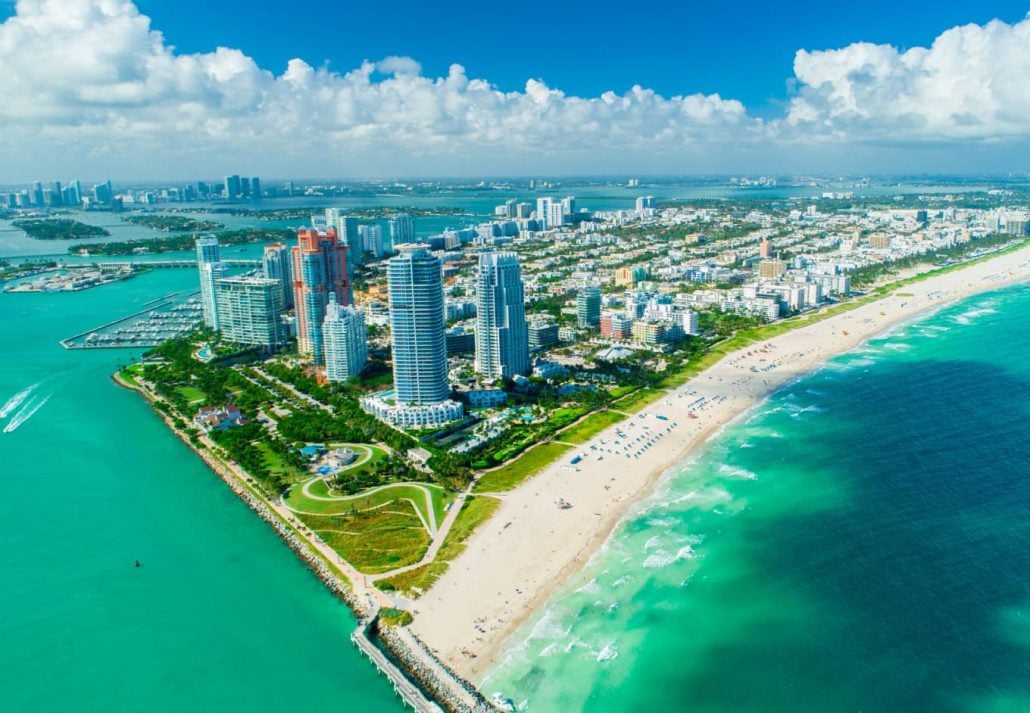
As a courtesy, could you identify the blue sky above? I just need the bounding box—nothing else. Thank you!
[132,0,1030,113]
[1,0,1030,180]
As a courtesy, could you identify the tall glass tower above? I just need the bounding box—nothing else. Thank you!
[387,245,449,405]
[196,236,223,329]
[475,251,529,380]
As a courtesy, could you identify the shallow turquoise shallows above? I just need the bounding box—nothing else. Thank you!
[485,283,1030,713]
[0,269,404,712]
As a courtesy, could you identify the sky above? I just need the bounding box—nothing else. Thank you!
[1,0,1030,182]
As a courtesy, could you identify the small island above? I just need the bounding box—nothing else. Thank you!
[124,214,225,232]
[71,227,294,256]
[13,218,110,240]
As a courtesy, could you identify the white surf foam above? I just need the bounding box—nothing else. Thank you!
[718,463,758,480]
[596,643,619,662]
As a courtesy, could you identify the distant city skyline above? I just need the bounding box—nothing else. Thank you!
[1,2,1030,180]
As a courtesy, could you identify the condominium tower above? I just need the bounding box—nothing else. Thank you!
[214,276,287,349]
[262,242,294,309]
[196,236,223,329]
[292,228,350,365]
[474,252,530,380]
[387,245,449,404]
[322,293,368,382]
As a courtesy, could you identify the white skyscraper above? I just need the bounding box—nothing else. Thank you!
[535,197,553,229]
[682,309,699,336]
[389,214,416,249]
[196,237,223,329]
[323,293,368,382]
[636,195,656,217]
[475,252,530,380]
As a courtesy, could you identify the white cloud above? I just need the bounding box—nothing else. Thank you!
[785,16,1030,142]
[0,0,1029,179]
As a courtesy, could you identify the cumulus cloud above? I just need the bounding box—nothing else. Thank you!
[785,15,1030,142]
[0,0,753,177]
[0,0,1029,179]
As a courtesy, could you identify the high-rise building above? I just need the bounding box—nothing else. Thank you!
[635,195,656,217]
[196,237,223,328]
[224,174,241,199]
[387,245,450,405]
[92,181,113,204]
[292,228,349,365]
[31,181,44,207]
[240,177,251,198]
[474,252,529,380]
[759,238,773,259]
[577,285,602,328]
[389,214,416,249]
[262,243,294,309]
[528,319,559,350]
[360,224,386,257]
[251,177,261,198]
[323,293,368,382]
[214,276,287,349]
[682,310,699,336]
[515,202,533,219]
[536,197,554,229]
[325,209,362,268]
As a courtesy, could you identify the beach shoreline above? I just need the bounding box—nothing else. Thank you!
[409,244,1030,684]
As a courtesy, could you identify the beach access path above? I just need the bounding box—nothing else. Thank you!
[409,243,1030,682]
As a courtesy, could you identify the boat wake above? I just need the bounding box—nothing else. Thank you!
[0,382,39,419]
[3,394,50,434]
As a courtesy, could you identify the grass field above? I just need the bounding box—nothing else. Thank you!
[377,495,501,596]
[559,409,627,444]
[474,442,573,493]
[614,387,665,412]
[175,384,206,405]
[294,505,431,574]
[286,479,450,529]
[255,441,307,484]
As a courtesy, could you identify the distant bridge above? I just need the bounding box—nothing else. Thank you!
[94,259,261,269]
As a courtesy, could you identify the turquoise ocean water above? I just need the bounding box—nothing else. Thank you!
[0,269,405,711]
[485,283,1030,712]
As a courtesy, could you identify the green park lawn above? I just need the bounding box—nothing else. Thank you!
[293,505,431,574]
[286,478,450,528]
[377,495,500,596]
[473,442,573,493]
[559,409,627,444]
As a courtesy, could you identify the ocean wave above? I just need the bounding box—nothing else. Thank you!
[881,342,911,351]
[953,307,997,325]
[645,516,678,528]
[644,535,664,551]
[596,643,619,662]
[718,463,758,480]
[611,574,633,588]
[575,578,602,595]
[643,544,698,569]
[527,610,572,642]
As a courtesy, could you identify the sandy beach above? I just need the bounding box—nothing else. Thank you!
[409,244,1030,682]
